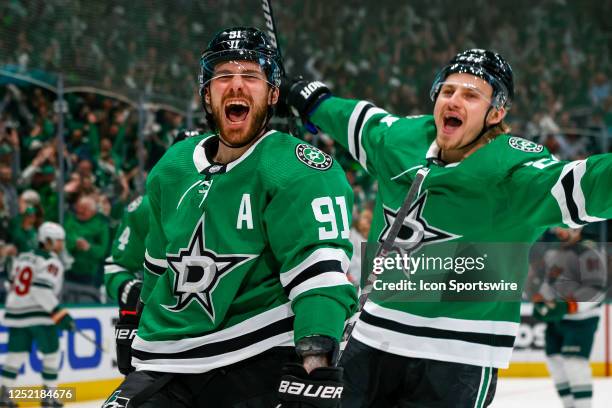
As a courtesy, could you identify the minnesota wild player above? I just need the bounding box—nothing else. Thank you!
[282,49,612,407]
[104,27,356,408]
[0,222,72,408]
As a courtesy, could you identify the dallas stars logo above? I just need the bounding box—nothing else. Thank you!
[379,192,461,254]
[295,143,333,170]
[164,216,256,320]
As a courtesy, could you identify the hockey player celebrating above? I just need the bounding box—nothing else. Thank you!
[0,222,73,408]
[104,27,357,407]
[282,49,612,407]
[533,227,606,408]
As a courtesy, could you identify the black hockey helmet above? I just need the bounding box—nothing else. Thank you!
[430,49,514,109]
[198,26,282,96]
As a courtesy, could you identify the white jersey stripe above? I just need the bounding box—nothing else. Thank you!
[132,302,293,354]
[352,319,514,369]
[347,101,370,161]
[288,272,352,300]
[357,107,387,169]
[145,250,168,268]
[572,160,606,223]
[132,332,293,374]
[104,264,127,274]
[363,301,519,335]
[280,248,349,287]
[551,161,583,228]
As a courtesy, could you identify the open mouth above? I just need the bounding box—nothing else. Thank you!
[224,100,250,123]
[443,113,463,129]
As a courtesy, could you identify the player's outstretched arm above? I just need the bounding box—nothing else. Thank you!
[507,153,612,229]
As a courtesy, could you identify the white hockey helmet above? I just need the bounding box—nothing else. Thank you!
[38,222,65,243]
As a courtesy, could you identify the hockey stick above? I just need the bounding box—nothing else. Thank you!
[261,0,285,76]
[340,167,430,357]
[71,324,107,353]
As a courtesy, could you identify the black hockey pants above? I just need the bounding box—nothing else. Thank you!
[340,339,497,408]
[103,346,298,407]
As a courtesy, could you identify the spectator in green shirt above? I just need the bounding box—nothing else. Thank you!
[63,195,109,303]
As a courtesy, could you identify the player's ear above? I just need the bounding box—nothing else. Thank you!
[269,86,279,105]
[487,106,506,127]
[204,87,211,106]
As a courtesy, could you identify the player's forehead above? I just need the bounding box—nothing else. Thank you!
[443,73,493,96]
[213,60,264,75]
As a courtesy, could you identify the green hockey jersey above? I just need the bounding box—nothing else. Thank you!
[3,249,64,327]
[132,130,358,373]
[310,97,612,368]
[104,195,149,302]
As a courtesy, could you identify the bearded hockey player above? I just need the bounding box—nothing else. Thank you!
[533,227,606,408]
[0,222,73,408]
[283,49,612,407]
[104,27,357,407]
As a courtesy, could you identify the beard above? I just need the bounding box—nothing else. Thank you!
[211,91,270,148]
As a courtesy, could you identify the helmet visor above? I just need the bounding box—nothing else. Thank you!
[430,65,511,109]
[199,49,281,89]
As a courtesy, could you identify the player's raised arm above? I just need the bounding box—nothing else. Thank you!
[506,152,612,228]
[281,79,396,177]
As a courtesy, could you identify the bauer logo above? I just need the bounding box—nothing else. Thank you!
[278,380,343,399]
[508,136,544,153]
[295,144,333,170]
[300,81,326,99]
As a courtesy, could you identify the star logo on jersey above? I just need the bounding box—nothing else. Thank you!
[295,143,333,170]
[378,192,461,254]
[164,215,257,320]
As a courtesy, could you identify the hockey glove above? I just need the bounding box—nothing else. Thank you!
[279,77,331,134]
[51,308,75,331]
[533,300,577,322]
[277,363,343,408]
[118,279,142,311]
[115,305,141,376]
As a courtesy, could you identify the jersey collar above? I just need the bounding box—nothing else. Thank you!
[193,130,276,175]
[425,140,460,168]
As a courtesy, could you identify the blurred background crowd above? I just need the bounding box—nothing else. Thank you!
[0,0,610,301]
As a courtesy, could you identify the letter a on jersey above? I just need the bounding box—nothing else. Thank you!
[164,215,257,320]
[379,192,461,254]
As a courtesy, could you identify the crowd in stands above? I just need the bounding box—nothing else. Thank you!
[0,0,610,300]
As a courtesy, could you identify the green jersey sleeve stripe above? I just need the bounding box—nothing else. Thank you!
[104,263,128,274]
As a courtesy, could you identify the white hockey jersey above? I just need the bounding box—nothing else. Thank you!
[3,249,64,327]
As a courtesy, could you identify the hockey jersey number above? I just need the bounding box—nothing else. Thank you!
[312,196,350,240]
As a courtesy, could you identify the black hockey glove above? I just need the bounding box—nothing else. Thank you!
[278,77,331,133]
[118,279,142,311]
[277,363,343,408]
[115,279,142,376]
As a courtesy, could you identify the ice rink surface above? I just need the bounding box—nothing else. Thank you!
[62,377,612,407]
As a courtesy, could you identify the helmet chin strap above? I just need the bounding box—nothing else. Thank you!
[456,105,497,150]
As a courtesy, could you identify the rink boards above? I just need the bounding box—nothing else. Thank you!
[0,304,610,402]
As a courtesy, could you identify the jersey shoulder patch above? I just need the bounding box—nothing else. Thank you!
[508,136,544,153]
[294,143,333,171]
